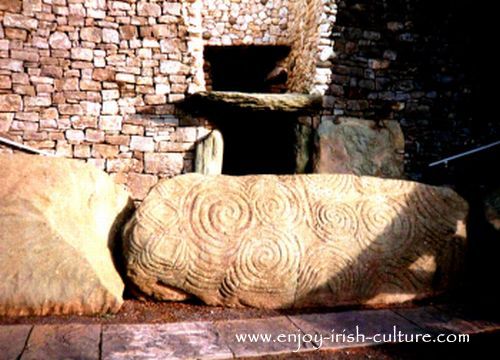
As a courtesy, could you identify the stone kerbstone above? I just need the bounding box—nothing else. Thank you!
[123,174,468,309]
[313,117,405,178]
[0,154,132,316]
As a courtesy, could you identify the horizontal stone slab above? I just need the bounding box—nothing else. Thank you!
[21,325,100,360]
[184,91,323,113]
[102,322,233,359]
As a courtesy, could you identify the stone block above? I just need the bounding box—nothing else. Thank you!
[0,94,22,112]
[123,174,468,309]
[144,152,184,175]
[313,117,405,179]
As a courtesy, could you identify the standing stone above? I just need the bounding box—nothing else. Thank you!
[313,117,405,178]
[485,188,500,231]
[123,173,468,309]
[295,122,313,173]
[195,129,224,175]
[0,154,132,316]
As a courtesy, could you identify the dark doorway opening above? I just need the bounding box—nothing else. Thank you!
[212,111,297,175]
[204,45,290,93]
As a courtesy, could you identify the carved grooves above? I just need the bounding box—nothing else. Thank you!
[124,174,467,308]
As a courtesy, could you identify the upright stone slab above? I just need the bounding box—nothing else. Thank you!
[0,154,132,316]
[195,129,224,175]
[313,117,405,178]
[123,173,468,309]
[484,188,500,231]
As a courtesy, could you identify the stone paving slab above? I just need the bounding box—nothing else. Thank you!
[0,325,32,359]
[214,315,315,358]
[288,309,424,350]
[434,304,500,334]
[20,324,101,360]
[394,306,470,334]
[1,306,500,359]
[102,322,233,360]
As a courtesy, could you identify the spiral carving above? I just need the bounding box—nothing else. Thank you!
[303,173,361,198]
[312,201,359,242]
[186,178,253,245]
[221,228,301,301]
[296,243,360,305]
[250,177,303,226]
[123,173,468,309]
[357,198,414,254]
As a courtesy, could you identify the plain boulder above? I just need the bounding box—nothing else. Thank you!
[123,173,468,309]
[0,154,132,316]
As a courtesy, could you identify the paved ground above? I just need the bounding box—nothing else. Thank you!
[1,304,499,359]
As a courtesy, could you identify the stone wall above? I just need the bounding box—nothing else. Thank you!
[0,0,333,201]
[322,0,493,181]
[287,0,335,94]
[0,0,209,200]
[0,0,486,195]
[201,0,290,46]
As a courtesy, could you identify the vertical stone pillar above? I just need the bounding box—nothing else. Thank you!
[195,130,224,175]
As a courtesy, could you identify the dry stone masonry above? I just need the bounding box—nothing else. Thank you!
[0,0,486,195]
[0,0,336,200]
[123,173,468,309]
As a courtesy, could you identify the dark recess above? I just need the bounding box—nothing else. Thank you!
[213,110,297,175]
[204,45,290,93]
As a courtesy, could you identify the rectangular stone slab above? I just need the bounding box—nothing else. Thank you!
[21,325,100,360]
[102,322,233,359]
[0,325,32,359]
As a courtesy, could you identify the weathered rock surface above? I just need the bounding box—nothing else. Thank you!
[195,129,224,175]
[313,117,405,178]
[185,91,323,113]
[123,173,468,309]
[484,188,500,231]
[0,154,132,316]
